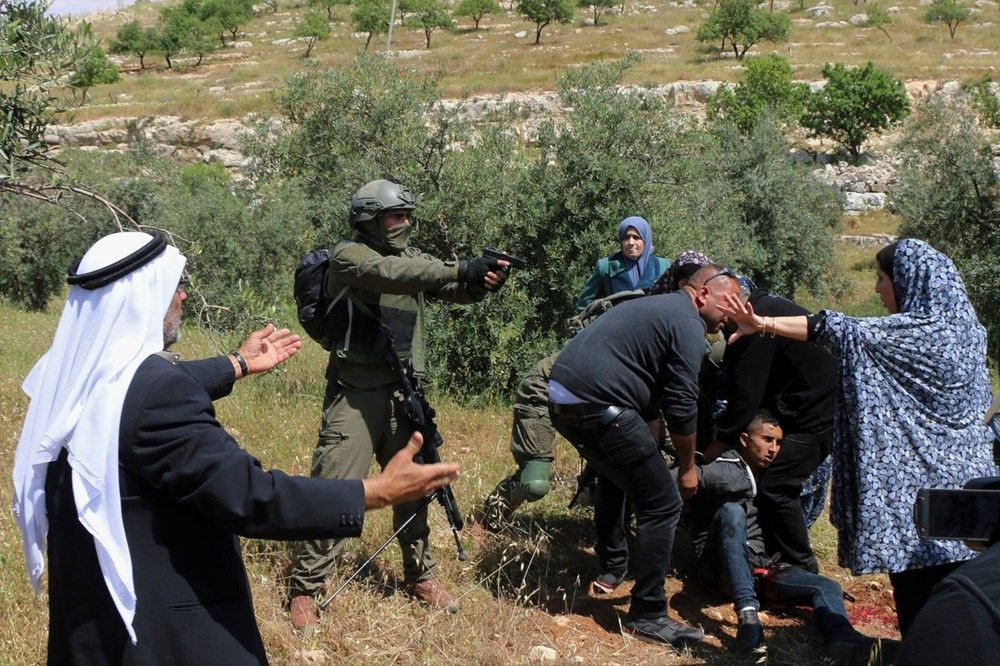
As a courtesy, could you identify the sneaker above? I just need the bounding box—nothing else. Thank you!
[622,615,704,647]
[288,593,319,633]
[735,609,766,661]
[406,578,460,613]
[591,571,624,594]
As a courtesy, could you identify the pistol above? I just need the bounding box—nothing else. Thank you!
[484,246,528,270]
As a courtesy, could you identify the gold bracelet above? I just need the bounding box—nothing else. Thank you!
[768,317,776,338]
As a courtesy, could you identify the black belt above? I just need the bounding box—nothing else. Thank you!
[551,403,625,426]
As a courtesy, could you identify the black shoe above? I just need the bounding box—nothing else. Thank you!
[735,609,766,661]
[622,615,704,647]
[591,571,624,594]
[826,631,896,665]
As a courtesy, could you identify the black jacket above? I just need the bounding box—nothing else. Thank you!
[716,290,837,444]
[896,541,1000,665]
[44,355,367,665]
[677,451,771,568]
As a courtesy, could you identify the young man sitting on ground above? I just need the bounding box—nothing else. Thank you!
[681,410,878,662]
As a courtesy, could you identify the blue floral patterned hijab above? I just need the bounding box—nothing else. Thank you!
[817,238,997,574]
[617,216,653,289]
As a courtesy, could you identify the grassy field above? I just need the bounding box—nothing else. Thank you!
[0,223,912,664]
[65,0,1000,122]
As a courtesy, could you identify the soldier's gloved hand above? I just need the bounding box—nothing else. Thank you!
[458,256,503,290]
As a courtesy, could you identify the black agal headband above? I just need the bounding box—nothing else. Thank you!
[67,233,168,290]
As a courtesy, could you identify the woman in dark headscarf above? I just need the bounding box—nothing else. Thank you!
[721,238,999,636]
[649,249,713,295]
[574,217,670,312]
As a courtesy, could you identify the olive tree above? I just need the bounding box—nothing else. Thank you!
[109,19,158,69]
[454,0,502,29]
[351,0,392,50]
[894,98,1000,360]
[517,0,574,44]
[696,0,790,60]
[802,62,910,160]
[923,0,971,39]
[578,0,616,26]
[408,0,454,49]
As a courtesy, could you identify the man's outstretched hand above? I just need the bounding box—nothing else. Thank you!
[363,432,460,510]
[236,323,302,376]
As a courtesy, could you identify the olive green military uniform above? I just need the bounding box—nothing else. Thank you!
[287,240,486,596]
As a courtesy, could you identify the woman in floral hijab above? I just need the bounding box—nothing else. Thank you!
[720,238,998,636]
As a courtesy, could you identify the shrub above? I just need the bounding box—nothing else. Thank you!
[244,55,840,398]
[68,39,120,102]
[453,0,502,29]
[802,62,909,161]
[696,0,790,60]
[893,98,1000,361]
[923,0,971,39]
[707,55,808,133]
[964,72,1000,129]
[516,0,574,44]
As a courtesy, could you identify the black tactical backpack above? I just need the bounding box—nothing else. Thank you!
[294,249,335,350]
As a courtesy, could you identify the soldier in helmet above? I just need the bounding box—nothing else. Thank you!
[287,179,509,630]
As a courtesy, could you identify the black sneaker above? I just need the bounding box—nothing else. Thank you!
[622,615,704,647]
[735,609,766,661]
[591,571,624,594]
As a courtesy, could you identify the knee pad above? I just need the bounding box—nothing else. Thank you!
[514,460,551,503]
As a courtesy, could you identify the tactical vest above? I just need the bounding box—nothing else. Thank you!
[324,242,427,389]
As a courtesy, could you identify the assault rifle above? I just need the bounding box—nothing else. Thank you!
[319,329,465,610]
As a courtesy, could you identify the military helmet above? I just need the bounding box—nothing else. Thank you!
[348,179,416,228]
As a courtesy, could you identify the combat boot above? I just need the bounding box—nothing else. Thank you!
[289,593,319,633]
[406,578,459,613]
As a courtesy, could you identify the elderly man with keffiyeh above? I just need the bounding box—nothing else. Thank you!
[12,231,459,664]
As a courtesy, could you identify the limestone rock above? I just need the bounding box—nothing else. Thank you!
[232,41,253,48]
[815,20,849,28]
[515,30,527,38]
[887,6,900,13]
[664,25,690,35]
[528,645,558,662]
[848,13,868,26]
[804,5,833,16]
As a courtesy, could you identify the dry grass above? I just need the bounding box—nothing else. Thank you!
[0,232,904,664]
[63,0,1000,122]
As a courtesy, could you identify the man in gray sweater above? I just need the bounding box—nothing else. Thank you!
[548,264,741,647]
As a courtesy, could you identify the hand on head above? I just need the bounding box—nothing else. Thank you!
[718,293,761,344]
[237,324,302,375]
[364,432,461,510]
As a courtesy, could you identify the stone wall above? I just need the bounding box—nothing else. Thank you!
[46,78,998,213]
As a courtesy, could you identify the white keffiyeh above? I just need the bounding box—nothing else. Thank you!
[12,232,186,643]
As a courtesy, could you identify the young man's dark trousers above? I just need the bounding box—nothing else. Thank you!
[551,405,682,620]
[756,430,831,574]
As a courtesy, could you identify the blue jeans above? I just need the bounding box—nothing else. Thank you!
[551,406,682,620]
[700,503,857,642]
[764,563,856,642]
[699,503,759,612]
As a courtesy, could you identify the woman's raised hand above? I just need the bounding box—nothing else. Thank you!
[719,293,763,344]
